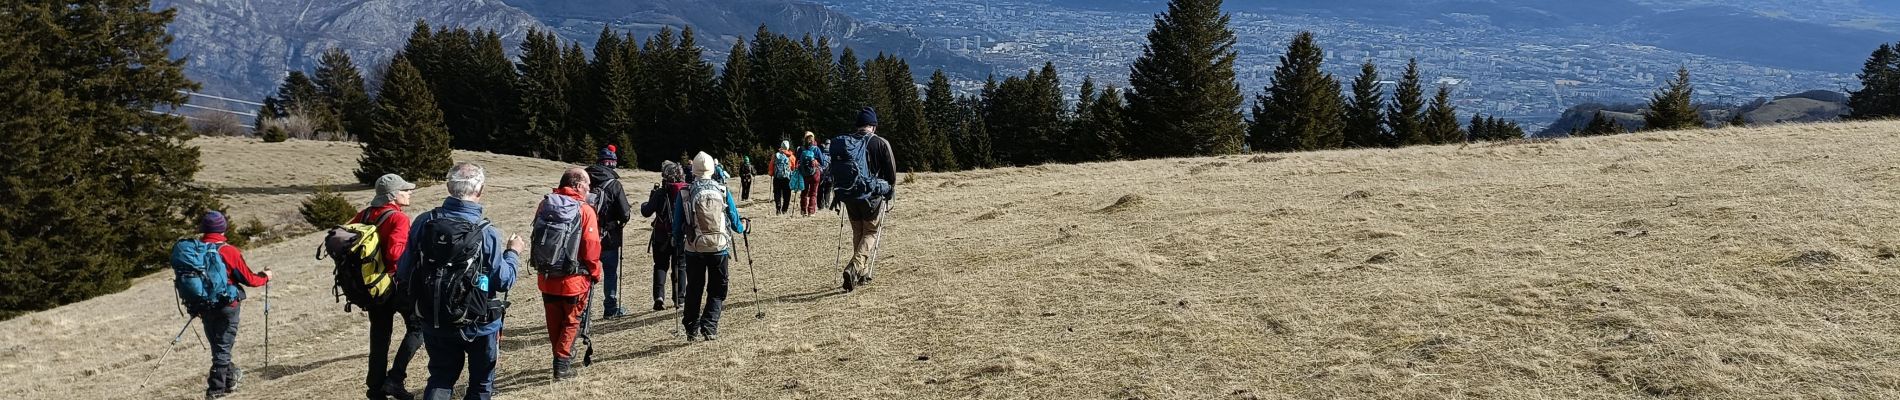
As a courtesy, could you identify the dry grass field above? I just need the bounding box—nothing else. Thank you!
[4,121,1900,399]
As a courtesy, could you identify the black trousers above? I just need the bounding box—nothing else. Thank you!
[367,302,424,395]
[681,253,730,334]
[203,302,241,396]
[772,177,792,214]
[652,249,685,305]
[740,178,752,200]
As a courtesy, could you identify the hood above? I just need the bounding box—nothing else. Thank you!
[537,192,582,225]
[585,164,618,186]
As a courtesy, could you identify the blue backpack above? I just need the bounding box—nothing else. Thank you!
[171,239,237,314]
[828,133,891,203]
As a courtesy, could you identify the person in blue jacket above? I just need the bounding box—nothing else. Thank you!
[396,162,524,400]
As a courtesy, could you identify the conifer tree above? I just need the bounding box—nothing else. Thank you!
[517,29,569,160]
[956,95,996,169]
[591,26,636,166]
[712,40,755,159]
[1343,61,1387,148]
[1422,86,1464,144]
[924,70,965,170]
[356,55,453,185]
[561,42,595,162]
[1643,67,1705,131]
[314,48,371,139]
[1849,43,1899,119]
[469,30,525,156]
[1125,0,1246,157]
[1250,31,1344,152]
[1387,58,1426,147]
[1081,86,1130,161]
[2,0,218,314]
[1578,110,1623,137]
[829,48,869,135]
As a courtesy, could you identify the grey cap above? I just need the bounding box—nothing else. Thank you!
[375,174,417,196]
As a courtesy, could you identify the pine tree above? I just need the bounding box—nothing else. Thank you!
[984,64,1068,166]
[356,55,453,185]
[1086,86,1130,161]
[923,70,964,170]
[1643,67,1705,131]
[1250,32,1345,152]
[956,95,996,169]
[1387,58,1426,147]
[1849,43,1899,120]
[561,42,595,162]
[829,48,869,135]
[1422,86,1464,144]
[1,0,218,315]
[517,29,569,160]
[1578,110,1623,137]
[711,40,755,159]
[591,26,636,166]
[470,30,525,156]
[1125,0,1246,157]
[314,48,371,140]
[1343,61,1387,148]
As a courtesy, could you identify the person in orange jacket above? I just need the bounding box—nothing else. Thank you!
[532,167,603,381]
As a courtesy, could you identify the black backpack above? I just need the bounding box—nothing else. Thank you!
[411,214,507,328]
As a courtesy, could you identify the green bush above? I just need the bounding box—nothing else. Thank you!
[300,188,356,228]
[260,125,289,143]
[225,217,270,249]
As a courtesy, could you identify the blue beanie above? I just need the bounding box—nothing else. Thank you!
[599,145,618,161]
[200,211,228,234]
[857,107,878,127]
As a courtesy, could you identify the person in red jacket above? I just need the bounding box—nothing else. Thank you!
[196,211,272,399]
[535,167,603,381]
[354,174,419,400]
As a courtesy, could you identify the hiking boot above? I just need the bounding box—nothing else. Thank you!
[842,267,859,292]
[228,368,243,392]
[552,358,576,381]
[700,325,719,341]
[604,308,628,320]
[652,298,665,312]
[380,383,415,400]
[685,325,701,342]
[207,392,227,400]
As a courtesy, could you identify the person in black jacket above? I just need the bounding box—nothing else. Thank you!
[640,161,690,311]
[833,107,897,292]
[586,146,633,319]
[738,156,754,200]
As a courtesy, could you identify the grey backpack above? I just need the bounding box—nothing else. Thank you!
[530,194,585,276]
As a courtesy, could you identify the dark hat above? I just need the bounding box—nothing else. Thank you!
[200,211,228,234]
[857,107,879,127]
[599,145,618,161]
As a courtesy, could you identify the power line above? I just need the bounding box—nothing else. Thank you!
[176,90,265,107]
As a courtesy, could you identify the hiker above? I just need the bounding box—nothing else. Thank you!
[172,211,273,400]
[532,167,604,381]
[586,146,632,319]
[678,152,747,341]
[738,156,755,201]
[641,161,690,311]
[396,162,523,400]
[815,141,833,212]
[829,107,897,292]
[355,174,421,400]
[799,131,829,216]
[770,140,796,215]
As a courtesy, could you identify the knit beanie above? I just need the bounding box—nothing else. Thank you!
[857,107,879,127]
[200,211,228,234]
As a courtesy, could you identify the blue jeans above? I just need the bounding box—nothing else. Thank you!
[600,246,622,314]
[422,331,499,400]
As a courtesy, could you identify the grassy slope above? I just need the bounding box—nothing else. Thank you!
[4,122,1899,399]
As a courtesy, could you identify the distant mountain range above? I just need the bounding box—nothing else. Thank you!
[158,0,979,102]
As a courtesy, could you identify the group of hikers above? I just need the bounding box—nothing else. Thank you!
[768,131,839,217]
[167,108,898,400]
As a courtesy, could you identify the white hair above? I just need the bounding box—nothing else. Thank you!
[445,162,485,201]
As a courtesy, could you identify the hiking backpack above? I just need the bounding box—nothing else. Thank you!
[828,133,892,203]
[170,239,237,314]
[799,146,820,176]
[530,194,586,276]
[586,178,619,218]
[773,151,793,179]
[317,209,398,312]
[412,215,506,328]
[683,179,732,254]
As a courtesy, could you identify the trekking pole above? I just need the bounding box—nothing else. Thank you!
[834,208,845,270]
[866,199,892,280]
[263,280,271,369]
[169,315,199,346]
[740,218,765,320]
[140,315,199,389]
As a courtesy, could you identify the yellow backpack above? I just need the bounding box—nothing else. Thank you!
[317,211,395,311]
